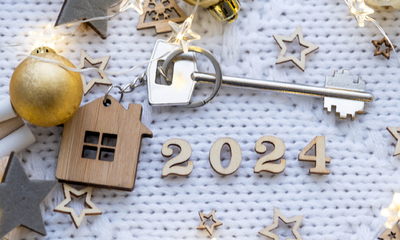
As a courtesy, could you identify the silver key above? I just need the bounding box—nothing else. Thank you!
[192,70,372,120]
[147,40,373,120]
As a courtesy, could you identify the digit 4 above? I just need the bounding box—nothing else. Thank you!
[298,136,331,174]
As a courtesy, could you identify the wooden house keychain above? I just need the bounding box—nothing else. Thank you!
[56,88,152,191]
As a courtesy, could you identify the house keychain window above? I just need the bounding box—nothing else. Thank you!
[82,131,117,161]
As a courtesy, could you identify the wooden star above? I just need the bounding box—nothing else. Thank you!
[55,0,121,39]
[259,208,304,240]
[387,127,400,156]
[373,38,397,59]
[76,50,112,95]
[197,210,223,236]
[273,26,319,71]
[54,184,102,228]
[0,152,56,238]
[379,222,400,240]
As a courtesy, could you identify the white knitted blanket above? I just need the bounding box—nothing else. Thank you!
[1,0,400,239]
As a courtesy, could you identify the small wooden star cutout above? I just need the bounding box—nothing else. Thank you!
[387,127,400,156]
[372,37,397,60]
[273,26,318,71]
[54,184,102,228]
[379,222,400,240]
[76,49,112,95]
[197,209,223,236]
[259,208,304,240]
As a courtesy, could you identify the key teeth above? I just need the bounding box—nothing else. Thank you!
[324,98,364,121]
[357,76,366,85]
[324,105,332,112]
[333,69,350,77]
[324,104,356,120]
[326,70,366,91]
[339,112,355,121]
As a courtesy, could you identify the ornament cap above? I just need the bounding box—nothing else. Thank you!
[31,46,56,55]
[208,0,241,23]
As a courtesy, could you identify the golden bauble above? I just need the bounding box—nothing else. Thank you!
[365,0,400,9]
[10,47,83,127]
[183,0,219,8]
[183,0,240,22]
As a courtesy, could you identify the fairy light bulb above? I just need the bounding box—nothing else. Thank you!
[119,0,144,14]
[381,193,400,229]
[346,0,374,27]
[29,24,64,50]
[167,15,201,53]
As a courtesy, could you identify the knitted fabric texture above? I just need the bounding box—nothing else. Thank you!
[0,0,398,239]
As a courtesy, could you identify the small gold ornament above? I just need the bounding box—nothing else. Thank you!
[183,0,241,23]
[208,0,241,23]
[10,47,83,127]
[365,0,400,9]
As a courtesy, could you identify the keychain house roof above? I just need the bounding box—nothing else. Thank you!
[56,96,152,191]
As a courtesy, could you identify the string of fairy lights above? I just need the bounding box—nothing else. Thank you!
[3,0,201,80]
[1,0,398,77]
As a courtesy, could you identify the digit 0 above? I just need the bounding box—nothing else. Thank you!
[209,137,242,176]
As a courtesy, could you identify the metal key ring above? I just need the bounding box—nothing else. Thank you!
[162,46,222,108]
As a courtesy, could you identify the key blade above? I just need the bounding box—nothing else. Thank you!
[193,72,373,102]
[324,97,365,120]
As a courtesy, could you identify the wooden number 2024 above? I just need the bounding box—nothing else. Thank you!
[161,136,330,176]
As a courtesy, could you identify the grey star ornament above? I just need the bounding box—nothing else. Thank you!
[0,152,57,238]
[55,0,121,39]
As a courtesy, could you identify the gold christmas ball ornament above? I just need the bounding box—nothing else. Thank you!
[184,0,241,23]
[10,47,83,127]
[365,0,400,9]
